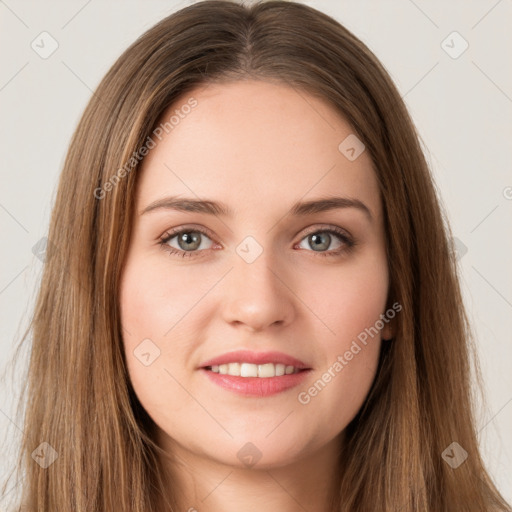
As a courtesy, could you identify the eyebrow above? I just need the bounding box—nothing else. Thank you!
[140,195,373,221]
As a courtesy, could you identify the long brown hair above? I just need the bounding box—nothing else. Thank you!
[2,1,510,510]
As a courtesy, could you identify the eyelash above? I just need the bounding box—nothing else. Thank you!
[158,225,356,259]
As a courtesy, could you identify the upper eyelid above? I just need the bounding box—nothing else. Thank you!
[161,224,216,242]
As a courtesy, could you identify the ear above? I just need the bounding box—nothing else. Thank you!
[381,295,398,341]
[381,321,393,341]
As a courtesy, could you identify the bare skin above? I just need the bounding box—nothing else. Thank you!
[119,79,392,511]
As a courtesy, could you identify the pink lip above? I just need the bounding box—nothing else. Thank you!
[201,368,312,397]
[199,350,311,370]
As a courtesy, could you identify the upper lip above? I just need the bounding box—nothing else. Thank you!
[200,350,311,370]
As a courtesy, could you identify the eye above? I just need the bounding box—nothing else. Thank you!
[159,227,215,258]
[295,226,355,257]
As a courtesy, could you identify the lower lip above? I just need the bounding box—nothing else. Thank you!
[201,368,311,397]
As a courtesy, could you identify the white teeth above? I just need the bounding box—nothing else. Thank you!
[209,362,301,377]
[257,363,275,378]
[228,362,241,376]
[240,362,258,377]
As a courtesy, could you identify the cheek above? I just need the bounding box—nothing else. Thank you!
[295,275,386,435]
[295,253,388,422]
[118,256,175,403]
[119,253,191,339]
[305,250,389,348]
[118,253,207,414]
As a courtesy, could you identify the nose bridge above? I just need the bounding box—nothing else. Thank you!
[221,235,295,330]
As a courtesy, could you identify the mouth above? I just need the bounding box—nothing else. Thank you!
[199,350,312,397]
[200,363,312,397]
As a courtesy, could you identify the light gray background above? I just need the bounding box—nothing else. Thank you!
[1,0,511,506]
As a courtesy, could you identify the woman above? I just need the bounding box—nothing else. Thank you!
[4,1,511,510]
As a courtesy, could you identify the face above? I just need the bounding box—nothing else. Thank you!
[119,79,392,470]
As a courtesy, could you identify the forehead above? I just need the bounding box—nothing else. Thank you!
[136,79,381,221]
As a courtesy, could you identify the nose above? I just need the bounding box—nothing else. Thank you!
[221,249,296,332]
